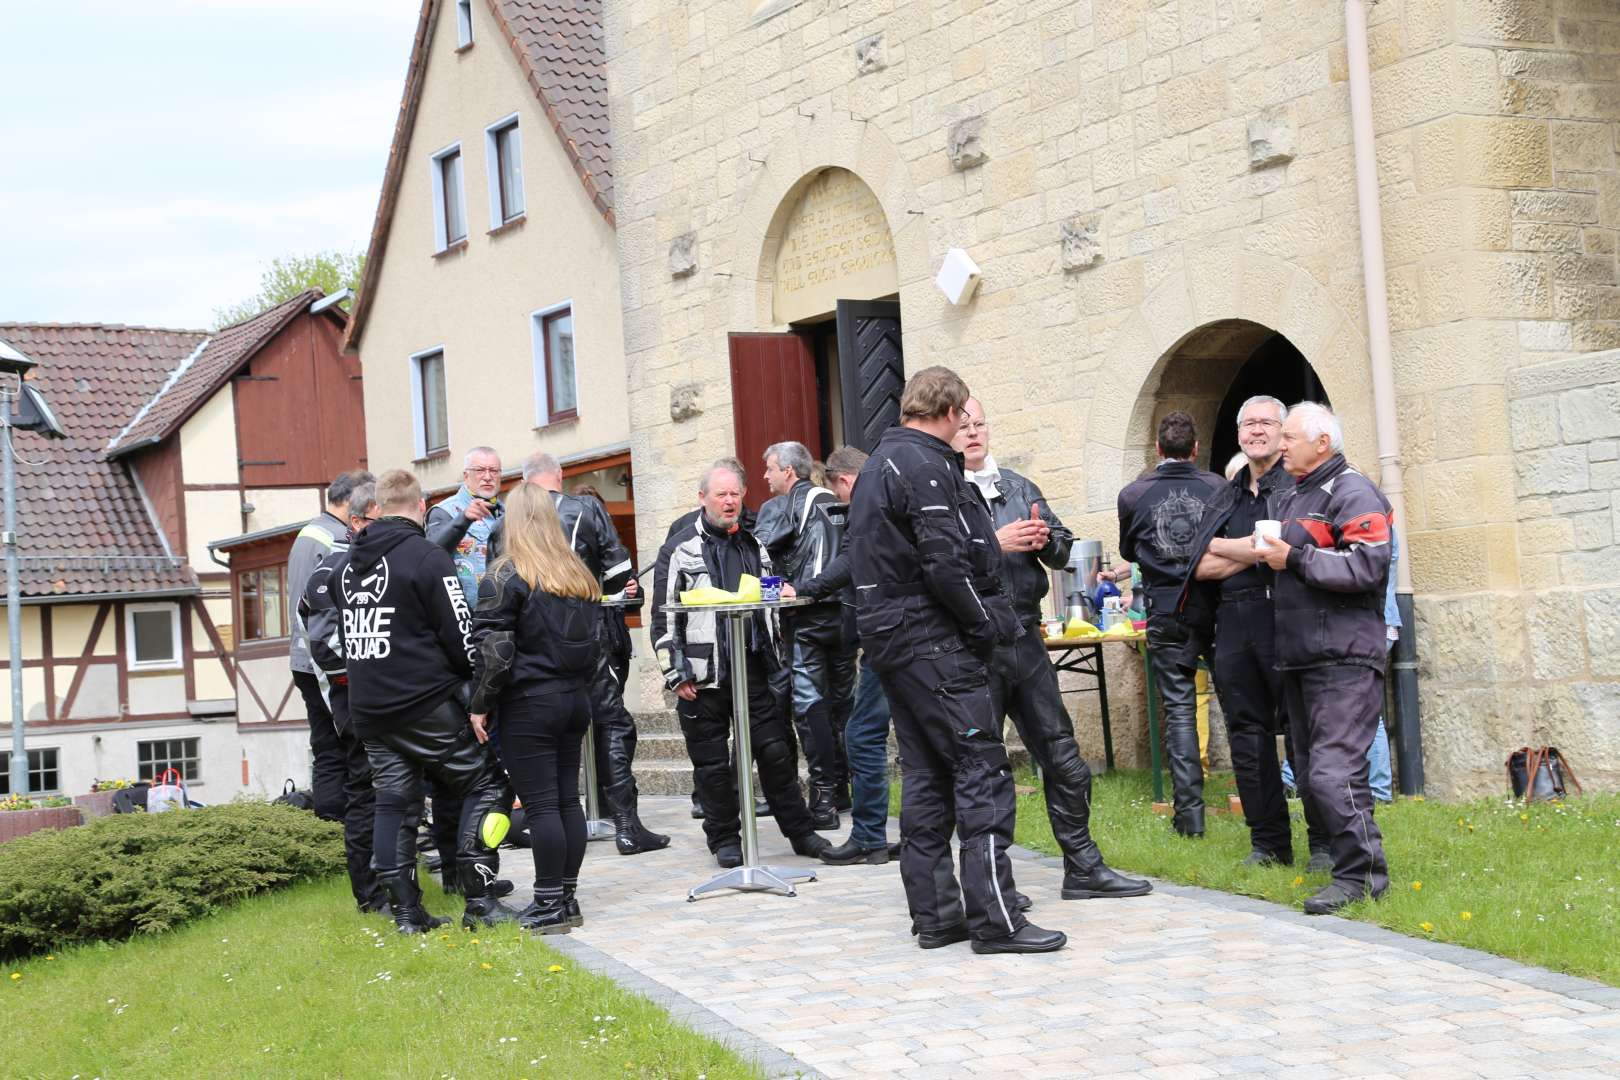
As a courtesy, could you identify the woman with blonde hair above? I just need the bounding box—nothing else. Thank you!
[469,483,602,934]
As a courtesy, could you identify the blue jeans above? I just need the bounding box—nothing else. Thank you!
[844,663,893,846]
[1283,716,1392,803]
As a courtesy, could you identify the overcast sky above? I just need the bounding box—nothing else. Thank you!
[1,1,421,329]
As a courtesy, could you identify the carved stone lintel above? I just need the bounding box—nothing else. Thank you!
[1247,108,1296,169]
[1060,215,1103,272]
[670,381,703,423]
[947,115,988,171]
[669,232,698,278]
[855,33,886,76]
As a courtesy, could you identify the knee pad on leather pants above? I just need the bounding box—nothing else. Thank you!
[755,732,794,774]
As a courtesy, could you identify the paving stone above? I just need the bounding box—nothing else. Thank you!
[496,799,1620,1079]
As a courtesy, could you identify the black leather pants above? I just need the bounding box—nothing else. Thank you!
[991,626,1103,877]
[1213,599,1292,857]
[366,697,514,879]
[1146,614,1211,833]
[326,684,382,908]
[787,631,857,799]
[588,645,641,816]
[880,649,1026,943]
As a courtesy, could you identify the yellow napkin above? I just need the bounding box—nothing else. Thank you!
[680,574,763,606]
[1063,618,1101,638]
[1102,622,1139,638]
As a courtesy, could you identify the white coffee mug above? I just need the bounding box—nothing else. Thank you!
[1254,519,1282,550]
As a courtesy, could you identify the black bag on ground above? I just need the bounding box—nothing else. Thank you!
[109,783,151,813]
[273,779,317,812]
[1506,746,1582,802]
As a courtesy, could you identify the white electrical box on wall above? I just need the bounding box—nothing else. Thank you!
[935,247,981,305]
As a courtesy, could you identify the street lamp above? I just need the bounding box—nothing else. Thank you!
[0,339,64,797]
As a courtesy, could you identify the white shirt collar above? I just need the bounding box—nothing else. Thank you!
[966,454,1002,501]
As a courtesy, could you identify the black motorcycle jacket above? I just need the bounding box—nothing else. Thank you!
[1175,458,1290,613]
[757,478,844,640]
[847,426,1020,673]
[328,516,475,738]
[468,564,602,713]
[974,465,1073,623]
[1117,459,1227,629]
[1267,453,1393,671]
[298,543,350,688]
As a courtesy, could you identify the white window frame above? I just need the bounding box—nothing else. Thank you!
[429,141,466,252]
[484,112,524,229]
[456,0,474,47]
[125,602,182,672]
[529,300,578,427]
[137,737,202,784]
[0,747,61,795]
[410,345,451,459]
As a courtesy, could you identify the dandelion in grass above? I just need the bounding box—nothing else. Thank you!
[1460,911,1473,921]
[9,972,20,981]
[1419,921,1434,933]
[1292,876,1304,887]
[547,964,564,973]
[43,956,53,962]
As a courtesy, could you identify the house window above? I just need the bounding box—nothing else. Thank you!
[431,144,467,251]
[125,603,181,670]
[0,748,61,795]
[532,306,578,425]
[236,565,287,641]
[486,116,525,226]
[138,737,201,783]
[411,348,450,458]
[456,0,473,47]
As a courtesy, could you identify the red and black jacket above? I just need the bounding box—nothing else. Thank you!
[1267,453,1393,671]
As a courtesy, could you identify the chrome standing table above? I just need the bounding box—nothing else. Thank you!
[666,596,819,902]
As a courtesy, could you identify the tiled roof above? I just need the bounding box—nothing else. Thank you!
[495,0,612,217]
[344,0,612,351]
[0,324,203,600]
[106,290,317,457]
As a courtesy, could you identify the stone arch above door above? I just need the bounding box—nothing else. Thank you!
[725,112,929,332]
[1081,246,1376,512]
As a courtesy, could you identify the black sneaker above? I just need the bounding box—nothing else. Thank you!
[818,837,889,865]
[917,924,970,949]
[1061,865,1153,899]
[1242,850,1293,868]
[790,833,831,859]
[1303,881,1385,916]
[715,843,743,869]
[970,923,1067,955]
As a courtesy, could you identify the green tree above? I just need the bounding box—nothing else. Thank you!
[213,250,365,329]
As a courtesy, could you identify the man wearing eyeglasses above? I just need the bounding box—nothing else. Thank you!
[427,446,506,601]
[1181,396,1327,869]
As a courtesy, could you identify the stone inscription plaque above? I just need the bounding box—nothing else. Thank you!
[772,168,898,324]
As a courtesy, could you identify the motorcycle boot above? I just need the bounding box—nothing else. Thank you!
[379,865,447,935]
[459,856,521,929]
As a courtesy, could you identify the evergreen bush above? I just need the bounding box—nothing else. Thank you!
[0,802,343,958]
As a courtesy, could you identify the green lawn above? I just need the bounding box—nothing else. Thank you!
[1010,768,1620,987]
[0,875,763,1080]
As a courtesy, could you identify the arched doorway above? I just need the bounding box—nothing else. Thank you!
[729,166,905,508]
[1138,319,1332,475]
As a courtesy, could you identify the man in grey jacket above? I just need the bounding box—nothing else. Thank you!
[288,468,373,822]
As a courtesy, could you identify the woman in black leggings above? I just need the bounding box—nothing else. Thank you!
[469,483,603,934]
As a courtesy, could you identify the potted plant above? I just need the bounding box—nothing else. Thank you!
[75,777,134,819]
[0,793,83,844]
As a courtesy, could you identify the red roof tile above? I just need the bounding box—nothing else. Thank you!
[0,324,203,599]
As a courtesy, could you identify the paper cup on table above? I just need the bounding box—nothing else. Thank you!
[1254,520,1282,550]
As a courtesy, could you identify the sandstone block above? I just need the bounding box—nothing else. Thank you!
[1591,460,1620,491]
[668,232,698,278]
[1572,507,1615,548]
[1516,445,1590,495]
[1458,116,1553,187]
[1509,396,1561,450]
[1527,590,1588,680]
[1559,384,1620,442]
[1455,0,1555,44]
[1061,214,1104,271]
[1159,68,1227,136]
[1583,588,1620,676]
[1590,440,1619,462]
[1247,107,1294,169]
[1568,682,1620,772]
[947,115,988,171]
[1510,189,1599,224]
[1560,545,1620,584]
[1512,222,1583,252]
[1518,516,1575,555]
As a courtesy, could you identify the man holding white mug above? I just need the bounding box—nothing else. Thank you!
[1181,396,1328,870]
[1255,402,1394,916]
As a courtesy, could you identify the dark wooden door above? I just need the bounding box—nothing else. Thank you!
[835,299,904,452]
[728,332,823,513]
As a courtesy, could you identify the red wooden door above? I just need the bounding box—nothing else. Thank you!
[728,332,823,513]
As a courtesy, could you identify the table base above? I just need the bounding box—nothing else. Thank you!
[687,863,817,902]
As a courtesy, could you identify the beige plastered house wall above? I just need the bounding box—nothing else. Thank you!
[359,3,630,493]
[605,0,1620,795]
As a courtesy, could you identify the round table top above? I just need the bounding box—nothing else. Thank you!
[665,596,816,614]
